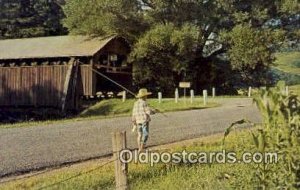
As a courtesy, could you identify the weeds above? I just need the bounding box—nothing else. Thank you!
[224,82,300,189]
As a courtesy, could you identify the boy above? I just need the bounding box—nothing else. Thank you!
[132,88,155,152]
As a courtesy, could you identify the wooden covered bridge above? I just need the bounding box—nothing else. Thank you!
[0,35,131,111]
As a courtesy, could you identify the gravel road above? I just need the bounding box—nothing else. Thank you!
[0,98,261,178]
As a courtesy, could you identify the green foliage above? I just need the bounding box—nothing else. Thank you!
[224,83,300,189]
[0,0,67,39]
[280,0,300,14]
[131,23,200,92]
[221,24,285,86]
[222,119,252,145]
[63,0,298,92]
[63,0,147,42]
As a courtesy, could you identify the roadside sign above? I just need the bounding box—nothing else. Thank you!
[179,82,191,88]
[179,82,191,104]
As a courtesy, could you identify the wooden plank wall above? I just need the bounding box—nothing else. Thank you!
[0,65,69,107]
[0,64,95,107]
[80,65,96,96]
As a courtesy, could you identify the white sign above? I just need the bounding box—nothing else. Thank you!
[179,82,191,88]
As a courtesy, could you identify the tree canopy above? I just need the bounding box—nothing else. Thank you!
[63,0,300,93]
[0,0,67,39]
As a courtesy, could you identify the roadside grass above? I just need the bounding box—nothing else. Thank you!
[80,98,219,118]
[274,52,300,74]
[0,98,219,129]
[0,129,257,190]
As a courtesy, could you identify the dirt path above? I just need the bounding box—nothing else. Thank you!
[0,98,261,178]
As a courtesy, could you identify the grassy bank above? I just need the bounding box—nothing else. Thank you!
[0,98,219,129]
[80,98,219,118]
[0,130,255,190]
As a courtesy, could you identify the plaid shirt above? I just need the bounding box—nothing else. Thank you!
[132,99,151,124]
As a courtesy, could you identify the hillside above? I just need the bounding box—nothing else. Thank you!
[274,52,300,75]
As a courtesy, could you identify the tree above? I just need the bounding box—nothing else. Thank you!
[0,0,67,39]
[63,0,148,42]
[220,24,285,86]
[131,23,199,93]
[64,0,299,94]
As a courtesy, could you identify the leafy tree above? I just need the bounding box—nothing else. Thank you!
[64,0,299,93]
[63,0,148,42]
[0,0,67,39]
[220,25,285,86]
[131,23,199,92]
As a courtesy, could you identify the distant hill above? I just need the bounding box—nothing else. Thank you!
[274,52,300,75]
[271,51,300,85]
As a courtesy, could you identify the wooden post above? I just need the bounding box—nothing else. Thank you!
[212,87,216,98]
[122,91,126,102]
[248,87,252,97]
[112,131,128,190]
[71,60,79,110]
[285,86,289,96]
[184,88,186,104]
[158,92,162,103]
[175,88,179,103]
[190,90,194,103]
[61,58,75,112]
[203,90,208,106]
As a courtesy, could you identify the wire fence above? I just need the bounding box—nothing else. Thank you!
[36,147,138,190]
[1,148,137,189]
[36,158,117,190]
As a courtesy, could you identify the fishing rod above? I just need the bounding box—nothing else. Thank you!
[88,66,169,118]
[90,68,136,97]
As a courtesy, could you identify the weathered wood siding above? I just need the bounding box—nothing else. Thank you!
[0,37,132,108]
[0,64,94,107]
[0,66,68,107]
[80,65,96,96]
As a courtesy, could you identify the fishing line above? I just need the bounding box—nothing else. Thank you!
[90,67,137,97]
[87,66,169,118]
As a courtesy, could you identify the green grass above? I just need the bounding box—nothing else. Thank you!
[80,98,219,118]
[0,130,256,190]
[274,52,300,75]
[0,98,219,129]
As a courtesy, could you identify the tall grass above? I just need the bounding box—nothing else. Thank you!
[224,82,300,189]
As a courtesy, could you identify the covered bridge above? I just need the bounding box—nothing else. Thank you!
[0,35,131,110]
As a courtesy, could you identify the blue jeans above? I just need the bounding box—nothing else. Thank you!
[138,122,149,145]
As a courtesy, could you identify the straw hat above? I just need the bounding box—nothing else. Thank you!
[136,88,152,98]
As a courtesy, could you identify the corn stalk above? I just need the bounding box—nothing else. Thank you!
[223,82,300,189]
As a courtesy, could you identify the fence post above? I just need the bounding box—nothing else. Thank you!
[248,87,252,97]
[190,90,194,103]
[203,90,207,106]
[158,92,162,103]
[212,87,216,98]
[122,91,126,102]
[285,86,289,96]
[112,131,128,190]
[175,88,179,103]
